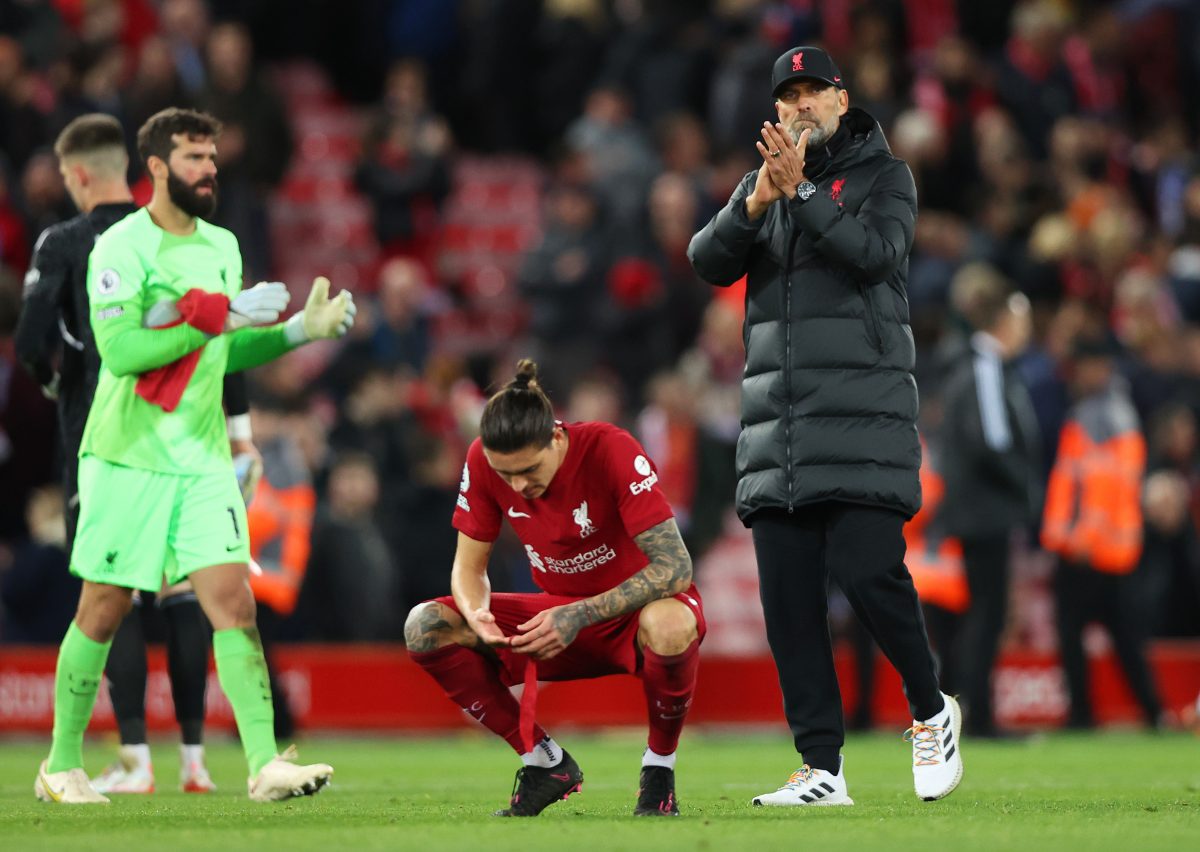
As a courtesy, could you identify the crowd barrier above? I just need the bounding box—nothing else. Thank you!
[1,643,1197,732]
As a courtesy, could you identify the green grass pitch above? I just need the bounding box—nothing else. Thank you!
[1,730,1197,851]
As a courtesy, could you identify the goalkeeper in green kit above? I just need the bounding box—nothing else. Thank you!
[35,108,355,804]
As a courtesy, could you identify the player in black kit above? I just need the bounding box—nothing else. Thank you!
[15,113,257,794]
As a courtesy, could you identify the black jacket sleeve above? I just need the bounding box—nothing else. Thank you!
[14,227,69,388]
[789,158,916,284]
[223,371,249,417]
[688,171,765,287]
[945,364,1034,499]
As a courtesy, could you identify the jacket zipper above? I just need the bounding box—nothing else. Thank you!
[784,232,799,512]
[860,283,884,353]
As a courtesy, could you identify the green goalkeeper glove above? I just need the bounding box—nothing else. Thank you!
[284,276,357,344]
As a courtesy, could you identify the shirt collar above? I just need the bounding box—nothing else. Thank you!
[971,330,1005,358]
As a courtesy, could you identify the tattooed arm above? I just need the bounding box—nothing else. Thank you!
[575,518,693,624]
[509,518,692,660]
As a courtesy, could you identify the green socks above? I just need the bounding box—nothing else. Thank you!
[47,622,112,773]
[213,627,278,776]
[49,624,279,777]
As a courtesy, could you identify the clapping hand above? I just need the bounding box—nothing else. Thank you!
[756,121,811,199]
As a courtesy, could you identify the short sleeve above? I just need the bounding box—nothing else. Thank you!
[452,439,503,542]
[602,428,675,538]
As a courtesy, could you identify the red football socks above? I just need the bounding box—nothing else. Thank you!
[641,639,701,756]
[410,645,546,754]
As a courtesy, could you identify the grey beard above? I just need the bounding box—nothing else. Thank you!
[801,123,833,149]
[790,118,833,148]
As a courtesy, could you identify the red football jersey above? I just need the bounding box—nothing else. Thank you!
[453,421,676,597]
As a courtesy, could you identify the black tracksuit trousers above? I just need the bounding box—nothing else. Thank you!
[956,534,1012,734]
[750,503,943,770]
[1054,559,1162,727]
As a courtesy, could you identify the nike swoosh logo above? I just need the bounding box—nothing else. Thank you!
[507,507,531,519]
[39,768,63,802]
[550,773,571,782]
[226,544,240,552]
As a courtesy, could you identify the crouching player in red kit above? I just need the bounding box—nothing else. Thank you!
[405,359,704,817]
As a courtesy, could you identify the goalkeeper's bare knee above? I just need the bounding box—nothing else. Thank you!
[75,581,136,642]
[189,563,258,630]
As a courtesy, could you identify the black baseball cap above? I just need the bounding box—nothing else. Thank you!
[772,46,844,97]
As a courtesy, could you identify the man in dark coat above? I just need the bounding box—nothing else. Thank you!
[688,46,963,806]
[939,264,1040,737]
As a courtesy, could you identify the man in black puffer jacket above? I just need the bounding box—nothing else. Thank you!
[689,46,963,806]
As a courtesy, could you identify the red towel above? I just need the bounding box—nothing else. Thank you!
[135,289,230,411]
[519,660,539,754]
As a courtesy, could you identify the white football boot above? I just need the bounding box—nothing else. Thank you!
[752,755,854,806]
[907,692,964,801]
[35,760,110,804]
[180,745,217,793]
[247,745,333,802]
[91,744,155,794]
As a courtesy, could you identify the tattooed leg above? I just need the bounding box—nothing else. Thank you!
[404,602,469,652]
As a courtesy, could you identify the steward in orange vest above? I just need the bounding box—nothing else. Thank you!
[244,404,317,738]
[1041,356,1145,574]
[1041,334,1161,729]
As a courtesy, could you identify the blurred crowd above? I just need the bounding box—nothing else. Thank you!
[2,0,1200,726]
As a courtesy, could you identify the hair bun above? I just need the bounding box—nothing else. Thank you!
[512,358,539,391]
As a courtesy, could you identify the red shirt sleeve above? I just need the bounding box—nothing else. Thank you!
[452,439,502,542]
[602,427,676,538]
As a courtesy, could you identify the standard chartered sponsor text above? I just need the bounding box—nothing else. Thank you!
[534,542,617,574]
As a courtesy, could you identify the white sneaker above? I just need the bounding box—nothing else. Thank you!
[35,760,110,804]
[751,755,854,806]
[180,745,216,793]
[247,745,333,802]
[91,745,155,794]
[906,692,964,801]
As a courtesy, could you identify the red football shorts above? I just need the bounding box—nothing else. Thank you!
[434,584,705,685]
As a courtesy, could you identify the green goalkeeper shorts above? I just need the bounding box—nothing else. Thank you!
[70,454,251,591]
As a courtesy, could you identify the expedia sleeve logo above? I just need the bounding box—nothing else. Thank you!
[629,454,659,495]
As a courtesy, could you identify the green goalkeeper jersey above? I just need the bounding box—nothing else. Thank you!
[81,207,293,474]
